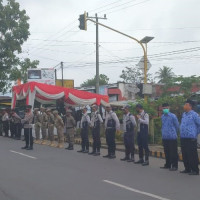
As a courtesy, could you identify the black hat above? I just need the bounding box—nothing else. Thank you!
[136,104,143,109]
[185,99,195,108]
[162,103,169,107]
[26,105,32,109]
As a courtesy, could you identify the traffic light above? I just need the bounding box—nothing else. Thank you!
[79,12,87,30]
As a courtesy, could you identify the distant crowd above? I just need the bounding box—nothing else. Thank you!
[1,99,200,175]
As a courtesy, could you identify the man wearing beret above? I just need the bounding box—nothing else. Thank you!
[180,100,200,175]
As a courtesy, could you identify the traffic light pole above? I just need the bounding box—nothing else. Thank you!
[87,14,107,94]
[86,18,148,102]
[61,61,64,87]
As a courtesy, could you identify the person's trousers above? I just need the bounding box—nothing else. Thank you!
[137,131,149,161]
[92,127,101,152]
[67,128,74,146]
[57,127,64,144]
[181,138,199,173]
[35,124,41,140]
[3,122,9,137]
[162,139,178,168]
[48,125,54,141]
[24,128,33,148]
[10,123,15,138]
[41,125,47,140]
[15,123,22,139]
[106,128,116,155]
[81,128,89,151]
[124,131,135,158]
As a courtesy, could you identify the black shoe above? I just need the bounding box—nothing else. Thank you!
[109,154,116,159]
[142,161,149,166]
[127,158,134,163]
[103,154,110,158]
[77,149,84,153]
[83,150,89,153]
[93,152,100,156]
[21,146,28,149]
[88,151,95,155]
[180,170,190,174]
[26,147,33,150]
[160,166,170,169]
[188,171,199,175]
[169,167,178,171]
[120,157,129,161]
[135,159,144,164]
[68,147,74,150]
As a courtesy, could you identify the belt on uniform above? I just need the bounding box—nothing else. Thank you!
[106,127,115,129]
[66,127,74,129]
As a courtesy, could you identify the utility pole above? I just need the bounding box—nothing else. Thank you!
[87,13,107,94]
[61,61,64,87]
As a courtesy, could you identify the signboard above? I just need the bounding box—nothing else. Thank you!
[99,85,108,95]
[27,68,55,85]
[142,84,153,95]
[137,56,152,72]
[55,79,74,88]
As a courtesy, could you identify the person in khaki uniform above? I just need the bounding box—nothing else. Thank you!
[53,110,64,148]
[65,109,76,150]
[40,107,48,144]
[34,108,42,143]
[47,109,55,147]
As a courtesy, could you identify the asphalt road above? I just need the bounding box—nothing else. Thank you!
[0,136,199,200]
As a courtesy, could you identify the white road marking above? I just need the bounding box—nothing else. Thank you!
[10,150,37,159]
[103,180,171,200]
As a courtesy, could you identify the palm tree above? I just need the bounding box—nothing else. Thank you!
[155,66,175,83]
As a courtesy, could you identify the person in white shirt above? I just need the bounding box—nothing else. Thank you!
[2,109,9,137]
[89,104,103,156]
[77,107,91,153]
[121,105,136,162]
[135,104,150,166]
[103,104,120,159]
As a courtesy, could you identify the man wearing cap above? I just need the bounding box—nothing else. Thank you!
[89,105,103,156]
[180,100,200,175]
[53,110,64,148]
[135,104,150,166]
[103,104,120,159]
[47,109,55,146]
[21,105,34,150]
[11,109,22,140]
[40,107,48,144]
[161,103,179,171]
[2,109,9,137]
[65,109,76,150]
[34,108,42,144]
[77,107,91,153]
[121,105,136,162]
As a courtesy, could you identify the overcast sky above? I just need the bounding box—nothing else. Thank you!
[15,0,200,86]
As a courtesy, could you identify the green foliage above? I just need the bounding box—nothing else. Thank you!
[0,0,30,93]
[153,117,162,145]
[80,74,109,87]
[155,66,175,84]
[10,58,39,83]
[120,66,152,83]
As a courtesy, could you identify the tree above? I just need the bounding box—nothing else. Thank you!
[155,66,175,84]
[81,74,109,87]
[10,58,39,84]
[120,66,152,84]
[0,0,30,93]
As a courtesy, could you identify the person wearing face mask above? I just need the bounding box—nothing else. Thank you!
[21,105,34,150]
[180,100,200,175]
[135,104,150,166]
[160,103,179,171]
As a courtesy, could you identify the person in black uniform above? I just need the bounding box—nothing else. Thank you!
[135,104,150,166]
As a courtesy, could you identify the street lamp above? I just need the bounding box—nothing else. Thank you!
[140,36,154,102]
